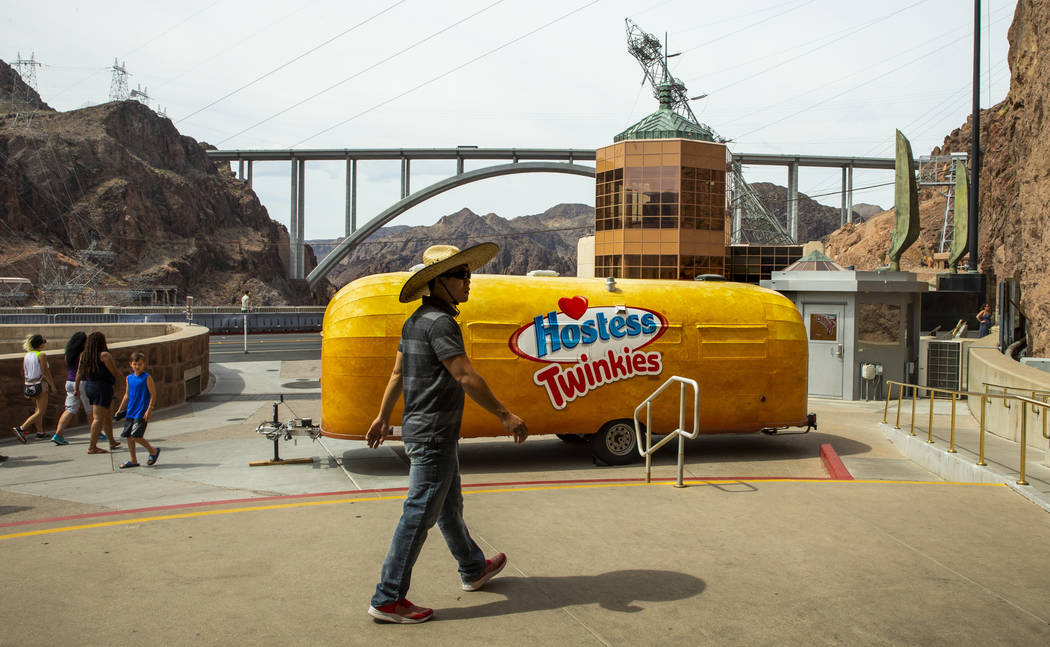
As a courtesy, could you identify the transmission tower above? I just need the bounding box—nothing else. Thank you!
[129,84,151,108]
[38,243,117,305]
[109,58,130,101]
[918,153,968,253]
[624,20,789,244]
[12,52,42,91]
[11,51,44,128]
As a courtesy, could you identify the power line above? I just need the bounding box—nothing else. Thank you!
[154,0,322,92]
[218,0,508,145]
[730,10,1012,142]
[677,0,816,57]
[176,0,409,124]
[703,0,932,93]
[47,0,226,102]
[290,0,601,147]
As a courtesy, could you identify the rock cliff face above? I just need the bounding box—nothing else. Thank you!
[0,59,332,306]
[329,204,594,286]
[823,0,1050,354]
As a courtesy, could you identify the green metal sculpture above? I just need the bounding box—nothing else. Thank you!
[888,130,920,271]
[948,158,969,272]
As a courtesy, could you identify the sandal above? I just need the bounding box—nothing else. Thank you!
[119,461,139,469]
[87,447,108,454]
[147,447,161,466]
[109,441,121,450]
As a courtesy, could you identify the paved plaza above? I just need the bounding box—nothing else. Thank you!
[2,360,1049,646]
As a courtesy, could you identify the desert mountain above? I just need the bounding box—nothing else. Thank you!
[824,0,1050,354]
[0,59,333,306]
[323,204,594,286]
[749,182,879,242]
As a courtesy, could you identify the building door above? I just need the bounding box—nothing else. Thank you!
[804,304,845,398]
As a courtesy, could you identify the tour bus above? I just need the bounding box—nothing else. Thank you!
[320,273,813,464]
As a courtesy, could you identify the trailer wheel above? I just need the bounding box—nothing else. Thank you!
[589,419,641,465]
[556,434,585,443]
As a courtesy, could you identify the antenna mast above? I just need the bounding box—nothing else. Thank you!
[625,19,708,131]
[623,19,791,245]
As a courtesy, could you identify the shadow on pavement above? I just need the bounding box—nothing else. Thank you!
[338,432,874,478]
[0,455,76,468]
[436,570,706,620]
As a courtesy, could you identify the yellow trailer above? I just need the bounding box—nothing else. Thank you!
[321,273,812,464]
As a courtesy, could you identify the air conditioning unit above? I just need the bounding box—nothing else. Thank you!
[917,336,981,392]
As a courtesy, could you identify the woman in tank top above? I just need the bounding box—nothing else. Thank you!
[13,334,56,444]
[75,331,122,454]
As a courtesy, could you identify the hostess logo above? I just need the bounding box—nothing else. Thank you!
[509,296,667,364]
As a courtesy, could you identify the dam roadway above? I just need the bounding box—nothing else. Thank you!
[0,342,1048,644]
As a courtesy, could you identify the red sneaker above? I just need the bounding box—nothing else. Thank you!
[462,553,507,591]
[368,598,433,624]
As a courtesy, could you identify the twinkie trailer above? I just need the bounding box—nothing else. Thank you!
[321,273,813,464]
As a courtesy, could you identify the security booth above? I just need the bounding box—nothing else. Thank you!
[764,252,927,400]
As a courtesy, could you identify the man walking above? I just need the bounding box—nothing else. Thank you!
[365,242,528,624]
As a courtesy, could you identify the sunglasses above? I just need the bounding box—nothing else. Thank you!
[442,268,471,280]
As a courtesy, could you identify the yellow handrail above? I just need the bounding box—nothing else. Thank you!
[882,380,1050,486]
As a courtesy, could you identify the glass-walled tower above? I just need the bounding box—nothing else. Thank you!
[594,84,731,280]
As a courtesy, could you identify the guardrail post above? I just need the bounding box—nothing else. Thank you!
[895,383,903,429]
[928,387,934,441]
[910,386,917,436]
[882,382,891,423]
[1018,406,1029,486]
[645,402,653,484]
[977,394,987,466]
[948,392,957,453]
[675,382,686,488]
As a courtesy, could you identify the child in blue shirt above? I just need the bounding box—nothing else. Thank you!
[116,352,160,468]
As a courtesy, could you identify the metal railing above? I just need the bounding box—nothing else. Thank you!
[882,380,1050,486]
[633,376,699,488]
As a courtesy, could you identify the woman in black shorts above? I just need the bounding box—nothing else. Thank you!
[75,331,122,454]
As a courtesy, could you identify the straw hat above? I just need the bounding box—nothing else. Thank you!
[399,242,499,303]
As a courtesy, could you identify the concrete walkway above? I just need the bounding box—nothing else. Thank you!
[2,362,1049,646]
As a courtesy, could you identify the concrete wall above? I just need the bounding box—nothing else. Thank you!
[967,346,1050,459]
[1,323,209,433]
[0,324,180,354]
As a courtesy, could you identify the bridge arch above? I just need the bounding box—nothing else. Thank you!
[306,161,596,288]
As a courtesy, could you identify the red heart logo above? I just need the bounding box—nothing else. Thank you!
[558,296,588,320]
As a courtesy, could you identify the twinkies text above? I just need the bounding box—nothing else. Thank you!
[532,347,663,410]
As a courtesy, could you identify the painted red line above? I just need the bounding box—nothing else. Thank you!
[0,474,833,530]
[819,443,854,480]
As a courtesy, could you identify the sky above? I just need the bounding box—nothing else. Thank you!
[4,0,1015,240]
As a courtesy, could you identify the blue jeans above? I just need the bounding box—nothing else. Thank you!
[371,440,486,607]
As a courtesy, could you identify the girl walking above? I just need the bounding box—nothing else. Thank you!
[13,334,56,443]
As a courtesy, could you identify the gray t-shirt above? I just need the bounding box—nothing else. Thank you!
[399,300,466,443]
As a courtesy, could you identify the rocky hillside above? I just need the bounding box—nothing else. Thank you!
[0,59,333,306]
[824,0,1050,354]
[326,204,594,286]
[749,182,879,242]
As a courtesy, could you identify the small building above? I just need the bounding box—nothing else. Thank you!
[765,251,928,400]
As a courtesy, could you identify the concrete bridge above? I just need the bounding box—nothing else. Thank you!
[206,147,898,288]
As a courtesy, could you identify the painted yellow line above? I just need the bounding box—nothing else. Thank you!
[0,478,1006,542]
